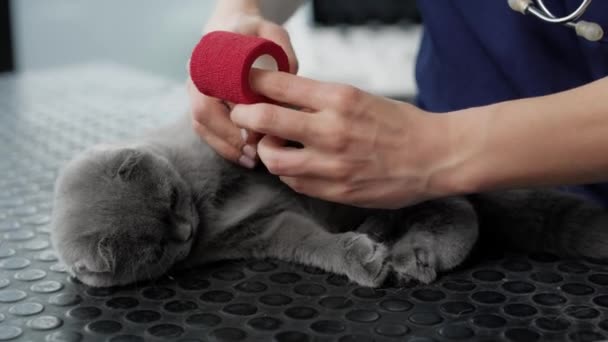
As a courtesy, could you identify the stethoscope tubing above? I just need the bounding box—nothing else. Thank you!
[529,0,592,24]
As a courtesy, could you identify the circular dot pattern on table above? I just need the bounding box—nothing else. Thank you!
[532,293,567,306]
[503,303,538,317]
[248,316,283,330]
[87,320,122,334]
[49,293,82,307]
[125,310,161,324]
[0,67,607,342]
[223,303,258,316]
[0,326,22,341]
[105,297,138,309]
[200,289,234,303]
[440,301,476,315]
[163,300,197,313]
[409,312,443,325]
[472,269,504,281]
[375,323,409,337]
[345,309,380,323]
[31,280,63,293]
[285,306,318,320]
[471,291,506,304]
[14,268,46,281]
[9,302,44,316]
[67,307,102,320]
[147,324,184,338]
[310,320,345,334]
[45,331,83,342]
[27,315,62,330]
[210,327,247,341]
[438,325,474,339]
[379,298,412,312]
[352,287,385,299]
[564,305,600,319]
[442,279,476,292]
[535,316,570,331]
[412,289,446,302]
[186,313,221,328]
[235,281,267,293]
[259,293,292,306]
[472,314,506,328]
[561,282,594,296]
[0,289,27,303]
[530,271,563,284]
[319,296,353,310]
[270,272,301,284]
[502,281,536,294]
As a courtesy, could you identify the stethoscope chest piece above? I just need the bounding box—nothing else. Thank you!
[508,0,604,42]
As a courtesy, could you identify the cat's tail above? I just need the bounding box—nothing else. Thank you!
[468,189,608,260]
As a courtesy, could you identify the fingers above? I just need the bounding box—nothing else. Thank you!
[278,176,354,204]
[257,135,307,176]
[231,103,326,145]
[190,89,243,149]
[248,69,360,111]
[188,79,257,167]
[257,136,354,180]
[191,118,235,160]
[258,22,299,74]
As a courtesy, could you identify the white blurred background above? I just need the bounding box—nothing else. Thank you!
[9,0,421,97]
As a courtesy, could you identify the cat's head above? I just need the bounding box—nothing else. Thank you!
[51,145,198,287]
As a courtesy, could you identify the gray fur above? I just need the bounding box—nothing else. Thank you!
[51,114,608,288]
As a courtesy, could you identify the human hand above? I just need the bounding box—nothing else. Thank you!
[230,70,452,209]
[189,13,298,168]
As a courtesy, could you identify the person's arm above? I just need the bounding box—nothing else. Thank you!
[230,70,608,209]
[435,76,608,197]
[189,0,303,167]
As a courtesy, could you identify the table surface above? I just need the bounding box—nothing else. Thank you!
[0,64,607,342]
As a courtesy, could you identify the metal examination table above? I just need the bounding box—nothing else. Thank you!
[0,64,607,342]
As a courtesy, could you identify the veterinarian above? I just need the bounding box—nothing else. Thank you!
[189,0,608,209]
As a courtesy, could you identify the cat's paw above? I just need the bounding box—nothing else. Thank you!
[342,234,389,287]
[389,247,438,285]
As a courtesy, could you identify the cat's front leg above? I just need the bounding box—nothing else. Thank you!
[254,211,390,287]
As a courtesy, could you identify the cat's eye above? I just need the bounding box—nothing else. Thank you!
[169,188,179,210]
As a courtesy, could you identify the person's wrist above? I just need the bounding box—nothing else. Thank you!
[423,107,489,199]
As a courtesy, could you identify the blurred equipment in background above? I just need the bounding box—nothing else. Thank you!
[312,0,420,25]
[0,0,14,72]
[287,0,421,100]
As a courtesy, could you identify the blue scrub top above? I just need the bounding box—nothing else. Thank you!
[415,0,608,207]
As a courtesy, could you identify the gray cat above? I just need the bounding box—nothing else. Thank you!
[51,114,608,288]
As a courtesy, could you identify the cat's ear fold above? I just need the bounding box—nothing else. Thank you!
[115,149,143,181]
[72,237,114,274]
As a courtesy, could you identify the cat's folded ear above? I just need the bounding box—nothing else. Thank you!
[112,148,144,180]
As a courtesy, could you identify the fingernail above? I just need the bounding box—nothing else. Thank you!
[242,144,257,159]
[238,155,256,169]
[240,128,248,142]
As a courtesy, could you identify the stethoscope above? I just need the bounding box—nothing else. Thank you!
[509,0,604,42]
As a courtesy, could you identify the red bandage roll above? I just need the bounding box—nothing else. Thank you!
[189,31,290,104]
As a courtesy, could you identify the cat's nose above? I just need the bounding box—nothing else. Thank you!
[171,223,193,242]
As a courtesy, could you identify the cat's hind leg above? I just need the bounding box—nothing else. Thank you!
[470,189,608,260]
[387,197,478,284]
[251,211,391,287]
